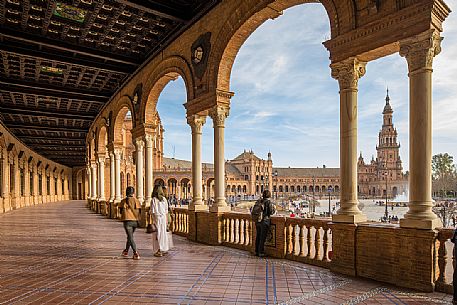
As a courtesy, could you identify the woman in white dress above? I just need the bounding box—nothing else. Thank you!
[151,185,169,257]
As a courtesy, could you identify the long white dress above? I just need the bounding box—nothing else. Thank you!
[151,197,169,252]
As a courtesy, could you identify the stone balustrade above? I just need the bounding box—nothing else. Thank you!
[435,228,455,294]
[171,207,189,236]
[222,212,253,252]
[285,218,332,268]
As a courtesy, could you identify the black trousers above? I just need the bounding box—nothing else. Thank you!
[123,220,139,252]
[255,219,270,255]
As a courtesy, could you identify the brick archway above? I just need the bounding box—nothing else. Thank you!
[140,55,194,126]
[208,0,352,93]
[111,97,135,145]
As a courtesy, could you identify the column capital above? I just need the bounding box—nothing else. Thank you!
[330,57,366,90]
[209,105,230,128]
[144,133,155,147]
[399,29,442,74]
[113,148,122,158]
[187,114,207,134]
[135,138,145,150]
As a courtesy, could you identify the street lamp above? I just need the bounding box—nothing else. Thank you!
[313,176,316,215]
[274,170,278,200]
[328,186,333,216]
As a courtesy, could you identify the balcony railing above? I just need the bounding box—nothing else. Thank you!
[284,218,332,268]
[435,228,455,294]
[222,212,253,252]
[170,207,189,236]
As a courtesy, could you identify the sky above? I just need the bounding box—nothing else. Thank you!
[156,2,457,169]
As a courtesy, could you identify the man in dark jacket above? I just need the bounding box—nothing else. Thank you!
[255,190,276,257]
[117,186,141,260]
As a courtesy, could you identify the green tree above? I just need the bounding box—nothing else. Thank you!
[432,153,456,197]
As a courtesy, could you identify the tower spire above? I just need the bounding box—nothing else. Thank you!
[386,87,390,105]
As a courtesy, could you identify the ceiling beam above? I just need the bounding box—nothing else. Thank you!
[7,124,87,133]
[0,107,96,121]
[0,28,139,66]
[0,79,110,102]
[117,0,187,22]
[21,136,85,142]
[28,143,86,151]
[0,44,134,74]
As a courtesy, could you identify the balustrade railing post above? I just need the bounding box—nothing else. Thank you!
[299,224,306,257]
[315,227,321,260]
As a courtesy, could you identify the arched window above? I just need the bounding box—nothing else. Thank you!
[290,185,295,192]
[297,185,301,193]
[285,185,289,192]
[303,185,307,192]
[237,185,241,193]
[315,186,320,192]
[243,185,247,193]
[279,186,283,192]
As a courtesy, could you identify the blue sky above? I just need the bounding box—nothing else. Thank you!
[157,3,457,169]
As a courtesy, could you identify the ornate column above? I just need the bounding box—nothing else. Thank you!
[24,161,30,206]
[109,152,115,202]
[97,154,106,201]
[135,138,145,204]
[187,115,207,210]
[63,173,69,200]
[91,161,97,200]
[114,148,122,202]
[330,57,367,223]
[209,105,230,212]
[399,30,442,229]
[145,134,154,206]
[11,156,19,209]
[1,149,9,212]
[32,163,38,204]
[87,165,92,200]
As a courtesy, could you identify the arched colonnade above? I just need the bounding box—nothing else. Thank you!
[0,123,72,213]
[86,0,450,229]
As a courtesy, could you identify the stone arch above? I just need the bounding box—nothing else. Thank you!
[96,125,108,154]
[209,0,353,93]
[141,56,194,125]
[111,96,135,145]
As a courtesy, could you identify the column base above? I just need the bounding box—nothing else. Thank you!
[209,205,231,213]
[332,213,367,224]
[400,217,442,230]
[189,204,208,211]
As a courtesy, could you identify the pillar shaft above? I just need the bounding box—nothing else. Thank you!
[135,138,145,204]
[97,156,106,201]
[87,166,92,200]
[145,134,154,206]
[32,164,38,204]
[210,105,230,212]
[114,149,122,202]
[399,30,442,229]
[91,162,97,200]
[109,152,115,202]
[187,115,206,210]
[330,57,367,223]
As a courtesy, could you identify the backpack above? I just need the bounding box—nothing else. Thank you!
[251,199,264,222]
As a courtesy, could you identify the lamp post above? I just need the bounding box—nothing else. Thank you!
[328,186,333,216]
[274,170,278,200]
[312,176,315,215]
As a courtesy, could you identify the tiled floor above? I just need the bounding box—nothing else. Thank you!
[0,201,453,305]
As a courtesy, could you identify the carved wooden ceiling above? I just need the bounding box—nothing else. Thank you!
[0,0,218,167]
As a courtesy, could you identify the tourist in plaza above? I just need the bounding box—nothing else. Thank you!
[151,185,170,257]
[254,190,276,257]
[118,186,141,260]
